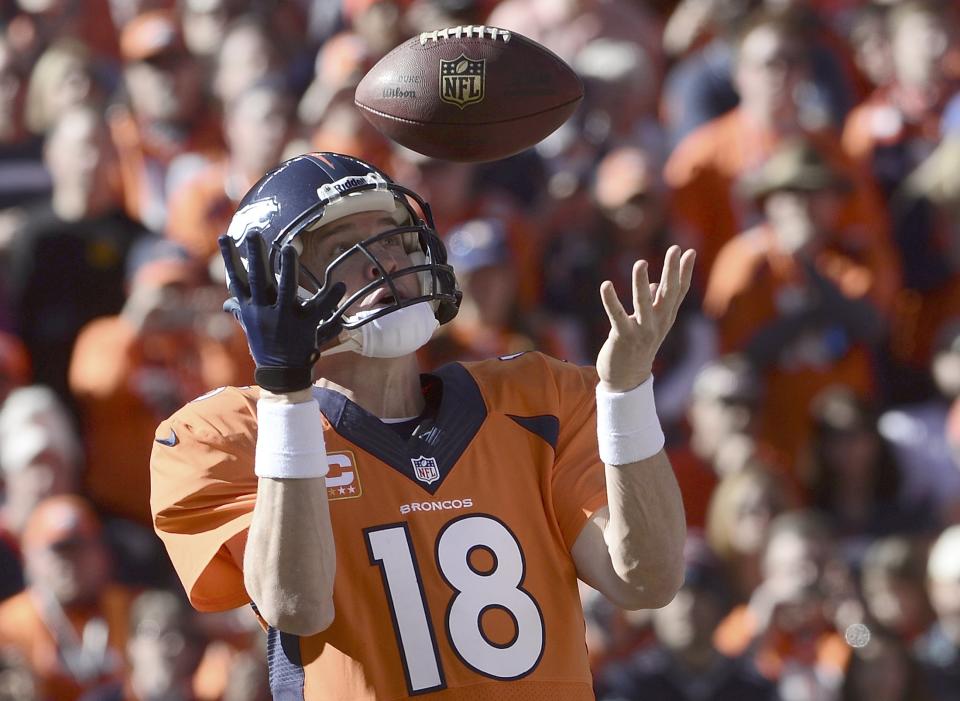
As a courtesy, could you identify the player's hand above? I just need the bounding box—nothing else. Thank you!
[219,234,346,393]
[596,245,696,392]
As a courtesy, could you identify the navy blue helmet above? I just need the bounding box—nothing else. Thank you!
[225,152,461,329]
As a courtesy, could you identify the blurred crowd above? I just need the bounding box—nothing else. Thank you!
[0,0,959,699]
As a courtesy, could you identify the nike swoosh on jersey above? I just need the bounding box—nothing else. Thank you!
[155,429,179,447]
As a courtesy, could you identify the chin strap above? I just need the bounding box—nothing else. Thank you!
[319,302,439,358]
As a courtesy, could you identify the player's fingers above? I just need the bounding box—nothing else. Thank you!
[245,235,273,305]
[277,244,300,306]
[679,249,697,298]
[218,235,249,299]
[632,260,654,325]
[600,280,631,332]
[657,245,681,307]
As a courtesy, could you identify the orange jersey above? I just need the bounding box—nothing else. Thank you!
[151,352,607,701]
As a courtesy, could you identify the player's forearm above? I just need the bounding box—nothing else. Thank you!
[602,453,686,608]
[244,388,337,635]
[245,475,337,635]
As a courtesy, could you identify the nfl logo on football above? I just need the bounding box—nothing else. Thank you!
[411,455,440,485]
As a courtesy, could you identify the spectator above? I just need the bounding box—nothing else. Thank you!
[0,385,82,599]
[805,388,936,549]
[664,9,898,286]
[666,356,763,529]
[914,524,960,701]
[714,510,851,698]
[598,537,778,701]
[23,39,102,137]
[166,79,296,264]
[860,536,934,644]
[704,138,886,464]
[706,464,792,602]
[211,15,285,109]
[4,105,148,406]
[68,239,253,526]
[113,590,206,701]
[0,495,131,701]
[109,9,222,232]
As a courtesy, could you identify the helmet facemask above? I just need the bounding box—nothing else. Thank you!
[262,173,460,354]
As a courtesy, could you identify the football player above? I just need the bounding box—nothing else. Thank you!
[150,152,695,700]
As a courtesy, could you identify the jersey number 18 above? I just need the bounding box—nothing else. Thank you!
[365,514,545,694]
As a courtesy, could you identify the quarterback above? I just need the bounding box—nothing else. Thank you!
[150,152,694,700]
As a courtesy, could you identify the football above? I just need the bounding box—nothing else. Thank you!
[354,25,583,162]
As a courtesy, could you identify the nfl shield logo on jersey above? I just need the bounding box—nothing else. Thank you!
[411,455,440,485]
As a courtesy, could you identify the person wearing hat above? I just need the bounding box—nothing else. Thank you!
[663,10,900,293]
[0,495,133,701]
[704,137,886,473]
[108,9,223,233]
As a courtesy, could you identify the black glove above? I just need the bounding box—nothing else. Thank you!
[219,234,346,393]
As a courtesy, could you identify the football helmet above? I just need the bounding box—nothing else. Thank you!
[225,152,461,335]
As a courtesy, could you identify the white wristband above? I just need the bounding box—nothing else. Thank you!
[596,377,665,465]
[255,398,329,479]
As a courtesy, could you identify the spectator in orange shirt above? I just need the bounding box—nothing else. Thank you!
[68,240,254,526]
[713,510,852,696]
[0,495,132,701]
[704,139,885,463]
[109,10,223,233]
[664,10,898,289]
[166,79,296,264]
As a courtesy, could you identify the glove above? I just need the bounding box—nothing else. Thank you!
[219,234,346,393]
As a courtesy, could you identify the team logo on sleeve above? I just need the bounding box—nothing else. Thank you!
[411,455,440,485]
[325,451,362,500]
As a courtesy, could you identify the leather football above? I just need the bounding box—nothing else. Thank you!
[355,25,583,162]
